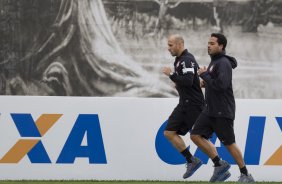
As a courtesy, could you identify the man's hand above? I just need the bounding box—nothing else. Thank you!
[200,79,205,88]
[197,66,207,76]
[162,66,172,76]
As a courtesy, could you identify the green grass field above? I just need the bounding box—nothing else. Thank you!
[0,181,281,184]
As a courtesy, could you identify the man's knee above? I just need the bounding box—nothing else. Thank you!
[190,134,201,143]
[224,142,236,149]
[164,130,176,140]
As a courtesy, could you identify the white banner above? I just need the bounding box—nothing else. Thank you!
[0,96,281,181]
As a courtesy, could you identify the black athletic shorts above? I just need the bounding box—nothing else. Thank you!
[165,103,203,136]
[191,113,235,145]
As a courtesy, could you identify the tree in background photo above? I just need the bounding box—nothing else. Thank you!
[0,0,175,97]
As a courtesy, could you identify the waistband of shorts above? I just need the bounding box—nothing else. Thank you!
[179,99,204,106]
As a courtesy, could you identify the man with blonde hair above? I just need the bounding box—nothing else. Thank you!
[162,34,204,178]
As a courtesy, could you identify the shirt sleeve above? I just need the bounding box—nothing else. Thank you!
[169,59,195,87]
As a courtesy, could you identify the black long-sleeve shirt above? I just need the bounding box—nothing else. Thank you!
[200,52,237,120]
[170,49,204,106]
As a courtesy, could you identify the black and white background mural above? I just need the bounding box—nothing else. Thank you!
[0,0,281,98]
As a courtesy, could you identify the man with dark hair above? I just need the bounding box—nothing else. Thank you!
[190,33,255,182]
[162,34,205,179]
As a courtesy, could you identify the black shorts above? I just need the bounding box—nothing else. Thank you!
[191,113,235,145]
[165,104,203,136]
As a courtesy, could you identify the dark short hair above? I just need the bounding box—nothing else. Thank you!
[211,33,227,51]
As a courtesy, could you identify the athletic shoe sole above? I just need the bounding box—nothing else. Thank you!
[216,171,231,182]
[210,164,231,182]
[183,161,203,179]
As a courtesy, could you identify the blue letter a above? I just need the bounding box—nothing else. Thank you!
[57,114,107,164]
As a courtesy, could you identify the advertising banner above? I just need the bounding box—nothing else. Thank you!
[0,96,281,181]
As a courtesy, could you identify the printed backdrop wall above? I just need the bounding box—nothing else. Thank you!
[0,96,281,181]
[0,0,282,98]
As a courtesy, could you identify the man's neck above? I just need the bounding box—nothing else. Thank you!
[177,49,186,57]
[210,51,225,59]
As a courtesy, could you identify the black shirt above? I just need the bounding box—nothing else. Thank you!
[169,49,205,106]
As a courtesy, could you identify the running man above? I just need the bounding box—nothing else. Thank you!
[191,33,255,183]
[162,34,204,179]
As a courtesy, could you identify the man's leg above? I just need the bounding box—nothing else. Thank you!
[190,114,231,182]
[225,143,245,168]
[225,143,255,182]
[212,116,255,183]
[164,130,202,178]
[164,130,187,152]
[190,114,219,160]
[190,134,231,182]
[190,134,218,158]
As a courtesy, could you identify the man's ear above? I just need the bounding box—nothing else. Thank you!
[219,44,224,51]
